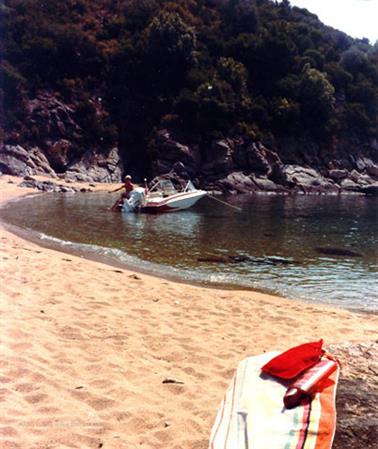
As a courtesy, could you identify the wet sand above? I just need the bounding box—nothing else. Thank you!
[0,175,377,449]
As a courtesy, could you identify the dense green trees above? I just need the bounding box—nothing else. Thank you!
[1,0,377,166]
[298,64,335,135]
[143,12,197,90]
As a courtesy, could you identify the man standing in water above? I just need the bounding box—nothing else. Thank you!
[110,175,134,210]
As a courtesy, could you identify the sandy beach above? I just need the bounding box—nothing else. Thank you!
[0,175,377,449]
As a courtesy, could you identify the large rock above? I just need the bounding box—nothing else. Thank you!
[217,171,257,193]
[245,142,271,174]
[20,176,79,193]
[152,129,200,175]
[234,141,285,183]
[263,147,286,184]
[349,170,375,186]
[25,91,81,142]
[12,90,117,176]
[350,157,378,178]
[353,156,377,173]
[250,174,281,192]
[339,178,360,192]
[202,139,234,176]
[64,147,122,182]
[366,164,378,179]
[329,341,378,449]
[282,165,337,193]
[45,139,74,171]
[0,145,55,177]
[327,169,349,181]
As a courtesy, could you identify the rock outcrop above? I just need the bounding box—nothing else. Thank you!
[1,89,123,183]
[0,144,122,183]
[151,129,200,176]
[25,91,81,141]
[281,165,339,193]
[329,341,378,449]
[150,129,378,195]
[202,139,234,177]
[0,145,56,177]
[19,175,86,193]
[64,147,123,183]
[2,93,378,194]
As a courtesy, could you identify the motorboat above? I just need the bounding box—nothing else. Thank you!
[122,179,207,213]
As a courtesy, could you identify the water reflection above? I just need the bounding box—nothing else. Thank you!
[121,210,203,239]
[1,192,377,311]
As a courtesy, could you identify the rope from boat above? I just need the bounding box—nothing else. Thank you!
[206,194,242,212]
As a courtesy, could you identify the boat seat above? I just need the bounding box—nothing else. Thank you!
[163,190,176,196]
[148,192,161,198]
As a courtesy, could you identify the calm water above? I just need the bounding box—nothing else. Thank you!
[1,192,377,311]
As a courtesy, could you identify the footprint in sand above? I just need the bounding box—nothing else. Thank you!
[24,393,49,404]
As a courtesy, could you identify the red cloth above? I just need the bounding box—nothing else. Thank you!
[261,339,324,380]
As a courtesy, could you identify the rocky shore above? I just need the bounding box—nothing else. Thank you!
[1,89,377,194]
[151,129,378,196]
[2,137,378,196]
[331,341,378,449]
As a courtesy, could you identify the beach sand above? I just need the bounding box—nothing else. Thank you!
[0,175,377,449]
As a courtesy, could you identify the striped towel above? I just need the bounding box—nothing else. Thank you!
[209,352,340,449]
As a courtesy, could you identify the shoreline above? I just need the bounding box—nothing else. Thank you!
[2,177,376,315]
[0,178,312,309]
[1,175,377,449]
[0,213,269,297]
[3,212,377,317]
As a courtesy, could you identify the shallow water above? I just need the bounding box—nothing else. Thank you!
[1,192,377,311]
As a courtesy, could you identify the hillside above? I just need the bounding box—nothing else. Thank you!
[1,0,378,192]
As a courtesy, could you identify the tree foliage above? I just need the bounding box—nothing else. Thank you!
[1,0,377,164]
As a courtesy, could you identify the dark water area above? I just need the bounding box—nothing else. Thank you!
[1,192,377,311]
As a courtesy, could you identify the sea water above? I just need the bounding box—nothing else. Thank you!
[1,192,377,311]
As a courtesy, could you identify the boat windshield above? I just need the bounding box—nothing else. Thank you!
[150,179,177,195]
[183,181,196,192]
[148,178,200,195]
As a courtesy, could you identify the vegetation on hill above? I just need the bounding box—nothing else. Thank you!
[1,0,377,173]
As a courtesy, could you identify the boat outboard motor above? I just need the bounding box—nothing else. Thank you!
[122,187,146,213]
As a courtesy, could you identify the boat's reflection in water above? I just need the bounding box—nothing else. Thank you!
[121,209,203,239]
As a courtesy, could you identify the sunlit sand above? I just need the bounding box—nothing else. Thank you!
[0,175,377,448]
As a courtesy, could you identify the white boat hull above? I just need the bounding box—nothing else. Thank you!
[142,190,207,213]
[121,182,207,214]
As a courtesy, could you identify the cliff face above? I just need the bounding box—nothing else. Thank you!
[149,128,378,194]
[2,102,378,195]
[1,0,378,192]
[0,90,122,182]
